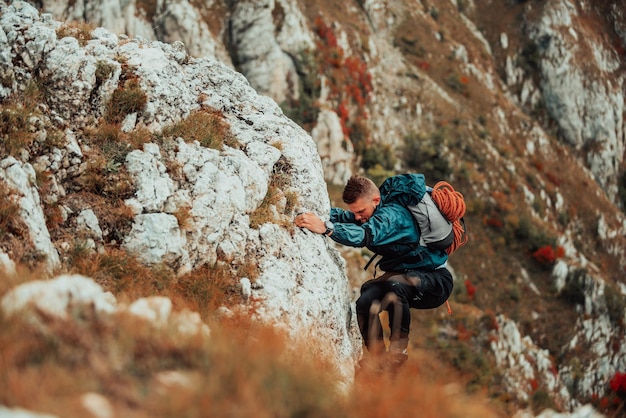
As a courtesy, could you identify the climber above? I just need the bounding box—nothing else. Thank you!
[294,174,454,373]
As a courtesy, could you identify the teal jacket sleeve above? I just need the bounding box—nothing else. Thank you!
[329,204,419,248]
[330,207,355,223]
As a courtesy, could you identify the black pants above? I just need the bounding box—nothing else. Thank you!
[355,268,453,351]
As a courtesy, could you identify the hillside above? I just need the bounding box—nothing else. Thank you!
[1,0,625,417]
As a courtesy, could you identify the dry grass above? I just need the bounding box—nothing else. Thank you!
[250,156,298,230]
[0,261,506,418]
[77,122,153,201]
[56,193,134,247]
[0,104,35,155]
[0,305,338,418]
[104,75,147,125]
[172,204,193,231]
[59,239,243,320]
[161,108,240,150]
[249,186,283,228]
[56,21,95,47]
[0,79,65,160]
[171,263,243,319]
[0,181,26,239]
[77,154,135,199]
[66,246,172,297]
[0,80,47,157]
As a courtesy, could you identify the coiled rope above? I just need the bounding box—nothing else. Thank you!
[431,181,468,255]
[431,181,468,315]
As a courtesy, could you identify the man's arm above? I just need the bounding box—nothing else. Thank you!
[294,204,418,247]
[294,207,358,235]
[294,212,328,235]
[330,207,355,223]
[332,204,419,248]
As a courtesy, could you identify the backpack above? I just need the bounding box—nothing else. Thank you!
[379,174,468,255]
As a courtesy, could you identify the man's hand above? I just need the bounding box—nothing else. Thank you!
[294,212,326,234]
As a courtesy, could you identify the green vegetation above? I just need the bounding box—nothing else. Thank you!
[280,17,374,171]
[518,41,541,74]
[428,311,502,396]
[280,50,320,130]
[0,103,35,155]
[95,60,117,86]
[605,282,626,328]
[0,182,27,244]
[446,73,469,95]
[361,142,396,172]
[402,130,452,182]
[559,269,587,306]
[618,170,626,213]
[530,387,556,413]
[366,165,396,188]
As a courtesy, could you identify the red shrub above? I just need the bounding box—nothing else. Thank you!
[610,372,626,397]
[532,245,564,266]
[484,216,503,228]
[546,172,560,186]
[456,323,472,341]
[530,378,539,391]
[555,246,565,258]
[313,18,372,143]
[599,397,610,409]
[314,17,338,49]
[464,279,476,300]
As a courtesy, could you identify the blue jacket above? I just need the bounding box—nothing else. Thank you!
[329,174,448,272]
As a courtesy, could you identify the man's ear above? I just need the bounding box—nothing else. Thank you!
[372,195,381,205]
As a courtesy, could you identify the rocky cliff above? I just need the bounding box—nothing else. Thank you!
[1,0,360,399]
[1,0,626,417]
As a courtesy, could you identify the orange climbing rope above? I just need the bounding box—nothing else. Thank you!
[431,181,468,255]
[431,181,468,316]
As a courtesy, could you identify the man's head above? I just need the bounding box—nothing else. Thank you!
[342,175,380,223]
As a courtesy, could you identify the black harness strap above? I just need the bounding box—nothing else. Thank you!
[363,253,381,278]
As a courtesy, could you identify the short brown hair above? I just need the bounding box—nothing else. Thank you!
[342,175,378,204]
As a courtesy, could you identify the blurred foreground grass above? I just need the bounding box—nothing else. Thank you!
[0,266,506,418]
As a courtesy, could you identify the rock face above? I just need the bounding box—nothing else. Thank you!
[22,0,626,205]
[229,0,315,104]
[528,1,625,201]
[29,0,231,63]
[3,0,626,415]
[0,157,60,272]
[0,0,360,386]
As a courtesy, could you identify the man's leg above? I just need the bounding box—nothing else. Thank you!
[405,268,454,310]
[355,282,386,355]
[379,280,416,371]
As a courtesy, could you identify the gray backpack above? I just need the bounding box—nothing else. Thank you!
[379,174,467,255]
[408,189,454,252]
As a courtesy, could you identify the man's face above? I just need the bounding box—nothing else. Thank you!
[348,194,380,224]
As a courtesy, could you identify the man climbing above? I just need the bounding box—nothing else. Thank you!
[294,174,455,373]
